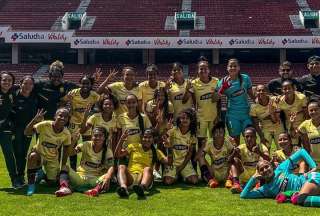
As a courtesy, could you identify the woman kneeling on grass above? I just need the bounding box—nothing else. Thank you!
[240,149,320,207]
[196,121,236,188]
[115,129,172,198]
[55,127,115,197]
[24,108,72,196]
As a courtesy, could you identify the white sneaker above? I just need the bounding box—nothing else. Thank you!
[153,170,162,181]
[55,187,72,197]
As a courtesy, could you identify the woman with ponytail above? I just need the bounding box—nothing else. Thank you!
[217,58,255,146]
[55,127,115,197]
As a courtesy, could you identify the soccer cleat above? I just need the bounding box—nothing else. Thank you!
[117,187,129,198]
[255,182,261,189]
[84,189,99,197]
[133,185,145,197]
[208,179,219,188]
[153,170,162,181]
[55,187,72,197]
[230,183,242,194]
[225,179,233,189]
[27,184,36,196]
[35,169,45,184]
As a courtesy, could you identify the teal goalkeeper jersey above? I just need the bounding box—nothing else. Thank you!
[240,149,318,199]
[216,73,252,116]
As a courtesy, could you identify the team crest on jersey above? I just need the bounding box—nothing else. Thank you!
[120,99,126,104]
[42,142,58,148]
[174,94,183,100]
[60,87,65,94]
[231,89,245,97]
[310,137,320,144]
[200,93,212,100]
[173,144,188,150]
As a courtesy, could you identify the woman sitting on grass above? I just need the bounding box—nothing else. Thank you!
[229,127,270,194]
[115,129,172,198]
[240,148,320,207]
[55,127,115,197]
[162,108,199,185]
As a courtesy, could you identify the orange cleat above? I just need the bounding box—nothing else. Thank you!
[208,179,219,188]
[230,183,242,194]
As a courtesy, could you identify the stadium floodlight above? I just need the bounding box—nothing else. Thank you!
[299,10,319,29]
[175,11,196,30]
[62,12,87,30]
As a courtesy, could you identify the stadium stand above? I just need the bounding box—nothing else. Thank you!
[0,0,79,30]
[191,0,311,36]
[76,0,181,36]
[0,63,39,82]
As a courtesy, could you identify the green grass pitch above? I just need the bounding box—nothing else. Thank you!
[0,151,319,216]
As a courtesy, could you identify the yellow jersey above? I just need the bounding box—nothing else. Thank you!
[34,120,71,161]
[204,139,234,170]
[118,112,151,147]
[272,149,287,162]
[66,88,100,125]
[87,112,119,136]
[167,127,197,166]
[168,81,193,119]
[77,141,114,177]
[250,96,282,131]
[298,119,320,163]
[238,143,269,169]
[190,77,219,121]
[139,80,165,108]
[278,91,307,128]
[127,143,165,174]
[108,81,142,115]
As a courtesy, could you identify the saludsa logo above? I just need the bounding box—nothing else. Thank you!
[74,39,99,45]
[177,39,203,45]
[229,39,254,46]
[11,32,45,41]
[282,38,308,45]
[125,39,151,46]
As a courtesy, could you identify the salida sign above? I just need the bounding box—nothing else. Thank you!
[5,31,73,43]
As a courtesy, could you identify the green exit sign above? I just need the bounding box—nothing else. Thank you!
[175,12,196,20]
[302,10,319,20]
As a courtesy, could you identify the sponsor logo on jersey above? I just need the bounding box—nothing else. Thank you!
[128,128,140,135]
[213,157,227,166]
[231,89,245,97]
[173,144,188,150]
[42,142,58,148]
[200,93,212,100]
[174,94,183,100]
[74,107,86,113]
[310,137,320,144]
[243,161,258,167]
[84,161,100,168]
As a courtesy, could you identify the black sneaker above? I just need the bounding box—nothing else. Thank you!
[12,178,24,190]
[116,187,129,198]
[133,184,145,197]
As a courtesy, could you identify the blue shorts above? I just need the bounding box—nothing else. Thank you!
[226,114,252,137]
